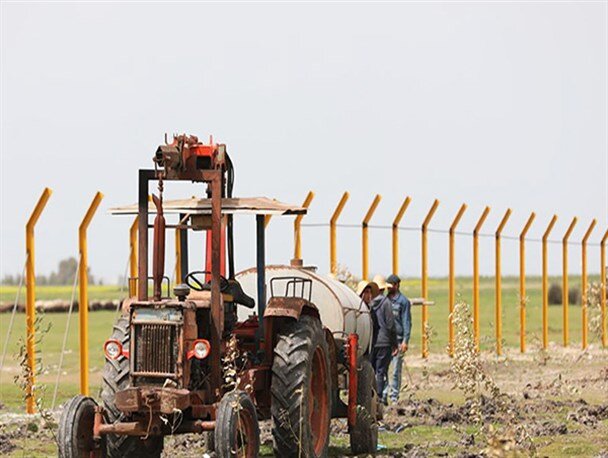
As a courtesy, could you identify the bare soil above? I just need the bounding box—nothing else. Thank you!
[1,345,606,457]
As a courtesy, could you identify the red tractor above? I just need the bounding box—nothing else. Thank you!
[58,135,378,457]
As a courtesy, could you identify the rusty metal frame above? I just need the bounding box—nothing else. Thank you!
[137,168,223,396]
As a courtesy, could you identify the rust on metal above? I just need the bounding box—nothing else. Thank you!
[347,333,359,428]
[151,194,166,301]
[115,387,191,414]
[264,297,317,320]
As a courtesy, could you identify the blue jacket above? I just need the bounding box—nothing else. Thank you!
[388,292,411,344]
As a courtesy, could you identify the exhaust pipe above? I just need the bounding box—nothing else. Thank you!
[152,194,165,300]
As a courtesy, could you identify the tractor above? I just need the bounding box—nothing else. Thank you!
[58,134,378,457]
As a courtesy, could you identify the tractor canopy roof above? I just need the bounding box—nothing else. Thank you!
[109,197,307,216]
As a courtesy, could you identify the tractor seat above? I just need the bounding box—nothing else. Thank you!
[224,279,255,308]
[186,279,255,309]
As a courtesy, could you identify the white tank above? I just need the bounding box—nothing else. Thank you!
[236,265,372,356]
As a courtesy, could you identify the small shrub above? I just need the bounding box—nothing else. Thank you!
[587,282,603,341]
[548,283,562,305]
[568,287,580,305]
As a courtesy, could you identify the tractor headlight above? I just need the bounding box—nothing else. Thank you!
[104,339,124,360]
[188,339,211,360]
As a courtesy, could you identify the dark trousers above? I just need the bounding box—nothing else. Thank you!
[371,346,392,402]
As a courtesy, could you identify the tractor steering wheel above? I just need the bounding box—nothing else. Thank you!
[184,271,230,293]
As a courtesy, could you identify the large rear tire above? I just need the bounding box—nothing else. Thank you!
[215,390,260,458]
[57,395,101,458]
[349,357,378,455]
[271,315,331,458]
[100,316,163,458]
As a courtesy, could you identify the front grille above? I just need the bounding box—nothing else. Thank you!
[134,323,177,375]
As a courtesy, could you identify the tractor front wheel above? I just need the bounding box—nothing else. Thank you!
[271,315,331,458]
[57,395,101,458]
[214,390,260,458]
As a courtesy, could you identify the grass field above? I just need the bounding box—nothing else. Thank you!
[0,284,126,303]
[0,276,606,457]
[0,275,603,412]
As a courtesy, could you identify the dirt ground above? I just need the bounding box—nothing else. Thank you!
[1,345,606,457]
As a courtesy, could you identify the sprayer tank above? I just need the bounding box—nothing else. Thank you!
[235,265,372,355]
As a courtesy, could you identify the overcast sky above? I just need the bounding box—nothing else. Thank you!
[1,1,607,285]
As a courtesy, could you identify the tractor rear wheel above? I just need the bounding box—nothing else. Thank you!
[57,395,101,458]
[100,315,163,458]
[214,390,260,458]
[271,315,331,458]
[349,357,378,455]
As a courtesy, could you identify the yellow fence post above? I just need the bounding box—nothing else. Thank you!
[448,204,467,357]
[541,215,558,350]
[79,191,104,396]
[581,219,597,349]
[392,197,411,275]
[25,188,52,414]
[129,217,138,297]
[294,191,315,260]
[330,192,349,275]
[601,229,608,348]
[362,195,382,281]
[421,199,439,358]
[519,212,535,353]
[494,208,512,356]
[561,217,578,347]
[473,206,490,352]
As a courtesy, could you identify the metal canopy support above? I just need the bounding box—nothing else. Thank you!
[138,170,153,301]
[256,215,266,340]
[175,212,189,285]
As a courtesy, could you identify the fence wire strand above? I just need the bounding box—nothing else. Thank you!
[301,222,602,246]
[0,257,27,376]
[52,256,81,409]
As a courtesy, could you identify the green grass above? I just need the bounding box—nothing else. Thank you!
[0,275,603,413]
[1,310,118,411]
[0,284,125,303]
[400,274,600,354]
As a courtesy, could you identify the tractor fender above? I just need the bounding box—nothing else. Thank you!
[264,296,320,320]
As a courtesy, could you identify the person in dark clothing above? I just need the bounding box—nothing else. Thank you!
[368,278,397,405]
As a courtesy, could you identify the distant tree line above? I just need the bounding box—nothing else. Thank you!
[2,257,101,286]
